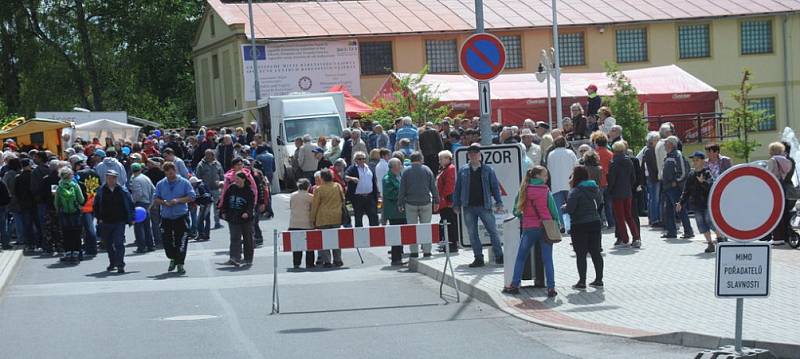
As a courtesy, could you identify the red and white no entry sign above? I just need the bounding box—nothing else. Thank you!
[709,164,784,241]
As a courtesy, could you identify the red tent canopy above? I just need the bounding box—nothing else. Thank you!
[373,65,719,130]
[328,85,373,118]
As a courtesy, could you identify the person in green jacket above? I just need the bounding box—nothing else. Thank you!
[54,167,85,263]
[382,158,405,266]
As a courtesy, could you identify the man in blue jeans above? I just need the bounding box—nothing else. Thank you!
[661,136,694,239]
[453,144,504,268]
[93,170,135,273]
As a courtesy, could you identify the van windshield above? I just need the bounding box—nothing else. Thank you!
[284,116,342,142]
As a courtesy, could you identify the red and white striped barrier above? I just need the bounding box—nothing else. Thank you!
[281,224,441,252]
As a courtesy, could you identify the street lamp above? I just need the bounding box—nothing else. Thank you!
[72,107,91,112]
[535,49,556,129]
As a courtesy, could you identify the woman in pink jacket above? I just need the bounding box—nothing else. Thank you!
[504,166,560,297]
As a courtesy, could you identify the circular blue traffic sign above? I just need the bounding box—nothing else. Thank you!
[460,33,506,81]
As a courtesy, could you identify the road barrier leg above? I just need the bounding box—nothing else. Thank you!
[439,221,460,303]
[271,229,280,314]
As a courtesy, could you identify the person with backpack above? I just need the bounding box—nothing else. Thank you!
[661,136,694,239]
[54,167,85,263]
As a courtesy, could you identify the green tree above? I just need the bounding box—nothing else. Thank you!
[721,69,768,162]
[370,67,453,128]
[604,62,647,150]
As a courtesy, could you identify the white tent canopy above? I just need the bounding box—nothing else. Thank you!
[73,119,141,144]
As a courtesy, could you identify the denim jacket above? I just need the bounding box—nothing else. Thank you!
[452,164,503,210]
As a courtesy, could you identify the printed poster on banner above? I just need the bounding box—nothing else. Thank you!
[241,40,361,101]
[454,144,524,247]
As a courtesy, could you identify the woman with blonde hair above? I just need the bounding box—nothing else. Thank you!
[503,166,560,297]
[598,106,616,134]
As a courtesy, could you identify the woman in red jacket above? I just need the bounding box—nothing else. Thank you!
[436,150,458,253]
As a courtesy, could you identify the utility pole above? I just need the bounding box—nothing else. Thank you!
[247,0,261,105]
[475,0,492,145]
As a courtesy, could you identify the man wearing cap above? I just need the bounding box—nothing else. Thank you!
[154,162,196,275]
[453,144,504,267]
[677,151,717,253]
[313,147,331,171]
[586,84,602,118]
[93,169,135,273]
[94,149,127,187]
[520,129,541,169]
[129,163,156,253]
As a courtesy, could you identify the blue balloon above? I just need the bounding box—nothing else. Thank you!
[154,130,162,137]
[134,206,148,223]
[121,146,131,155]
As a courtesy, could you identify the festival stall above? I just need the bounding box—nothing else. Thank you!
[0,117,73,153]
[73,119,141,144]
[328,84,373,119]
[373,65,719,135]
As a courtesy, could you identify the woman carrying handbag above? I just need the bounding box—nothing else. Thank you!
[503,166,561,297]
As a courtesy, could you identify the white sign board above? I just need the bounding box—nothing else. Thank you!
[715,243,770,298]
[479,82,490,116]
[454,144,524,247]
[36,111,127,125]
[242,40,361,101]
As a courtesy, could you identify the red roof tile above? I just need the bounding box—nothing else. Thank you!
[206,0,800,40]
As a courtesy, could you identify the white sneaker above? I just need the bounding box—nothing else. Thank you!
[631,240,641,249]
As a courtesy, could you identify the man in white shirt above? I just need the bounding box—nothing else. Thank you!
[520,129,542,167]
[547,137,579,232]
[297,134,319,183]
[374,149,391,195]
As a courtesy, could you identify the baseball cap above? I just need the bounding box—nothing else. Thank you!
[189,176,202,184]
[131,163,143,172]
[467,144,481,153]
[312,147,324,154]
[105,169,119,177]
[69,154,84,165]
[21,158,32,168]
[689,151,706,159]
[94,149,106,158]
[585,84,598,92]
[535,122,550,130]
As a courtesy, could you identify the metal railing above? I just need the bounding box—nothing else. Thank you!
[644,112,739,144]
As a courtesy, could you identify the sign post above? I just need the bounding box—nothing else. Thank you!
[707,164,782,357]
[461,3,505,145]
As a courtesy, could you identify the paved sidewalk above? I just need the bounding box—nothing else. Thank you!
[411,219,800,358]
[0,248,23,295]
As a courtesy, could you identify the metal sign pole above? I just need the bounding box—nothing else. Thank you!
[550,0,563,128]
[247,0,261,103]
[735,298,743,355]
[439,221,460,303]
[271,229,280,314]
[474,0,492,145]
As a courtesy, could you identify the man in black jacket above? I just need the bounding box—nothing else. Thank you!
[216,135,236,172]
[642,132,661,226]
[419,122,443,174]
[16,159,37,253]
[31,151,51,252]
[93,170,135,273]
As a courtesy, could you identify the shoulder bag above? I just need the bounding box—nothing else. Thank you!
[530,196,562,244]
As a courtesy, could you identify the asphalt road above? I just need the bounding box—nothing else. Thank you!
[0,194,699,359]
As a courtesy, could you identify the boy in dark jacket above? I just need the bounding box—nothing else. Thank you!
[221,172,255,266]
[677,151,716,253]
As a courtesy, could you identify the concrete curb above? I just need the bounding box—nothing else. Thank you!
[409,258,800,359]
[0,249,23,296]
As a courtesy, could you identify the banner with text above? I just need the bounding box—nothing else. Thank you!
[241,40,361,101]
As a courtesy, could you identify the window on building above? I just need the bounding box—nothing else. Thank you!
[558,32,585,66]
[30,132,44,145]
[678,24,710,59]
[425,39,458,73]
[210,14,215,37]
[359,41,393,75]
[741,20,773,55]
[500,35,523,69]
[616,28,648,63]
[748,97,776,131]
[212,54,220,79]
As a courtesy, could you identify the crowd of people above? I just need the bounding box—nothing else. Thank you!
[0,123,273,273]
[1,85,796,294]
